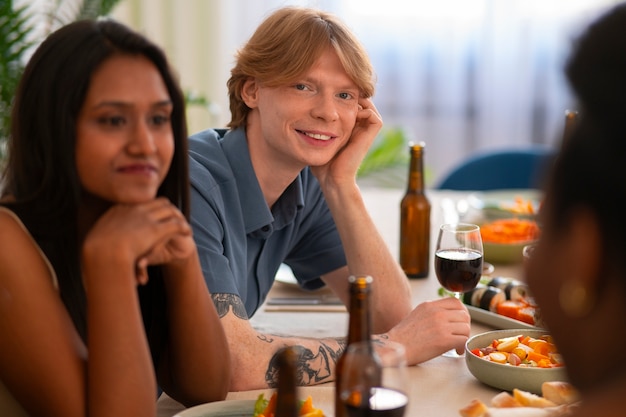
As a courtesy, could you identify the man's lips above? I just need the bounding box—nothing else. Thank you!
[297,129,335,141]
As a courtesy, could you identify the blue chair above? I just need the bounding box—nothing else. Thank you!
[435,147,556,191]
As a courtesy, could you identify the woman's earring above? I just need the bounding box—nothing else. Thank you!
[558,280,596,318]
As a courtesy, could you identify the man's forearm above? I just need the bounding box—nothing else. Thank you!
[321,183,413,331]
[213,293,345,391]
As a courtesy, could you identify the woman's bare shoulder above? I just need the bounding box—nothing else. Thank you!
[0,207,58,289]
[0,206,27,234]
[0,207,32,243]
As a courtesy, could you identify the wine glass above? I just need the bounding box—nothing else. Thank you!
[435,223,483,358]
[338,341,409,417]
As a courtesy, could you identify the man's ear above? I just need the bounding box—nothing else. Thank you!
[241,78,259,109]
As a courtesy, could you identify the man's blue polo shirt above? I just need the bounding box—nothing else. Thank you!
[188,128,347,317]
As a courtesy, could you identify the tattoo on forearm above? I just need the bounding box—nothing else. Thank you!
[211,293,249,319]
[257,334,275,343]
[336,339,347,357]
[265,342,343,387]
[323,340,345,374]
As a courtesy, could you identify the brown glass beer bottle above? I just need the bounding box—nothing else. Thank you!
[335,275,378,417]
[400,142,431,278]
[275,347,299,417]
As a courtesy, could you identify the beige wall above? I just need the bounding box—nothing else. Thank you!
[112,0,230,135]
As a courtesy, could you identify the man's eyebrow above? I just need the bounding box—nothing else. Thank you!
[299,75,359,91]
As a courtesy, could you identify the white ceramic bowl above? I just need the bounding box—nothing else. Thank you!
[465,329,568,394]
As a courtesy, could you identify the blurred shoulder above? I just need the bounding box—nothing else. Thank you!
[0,206,40,254]
[0,207,44,268]
[0,207,59,289]
[0,206,27,236]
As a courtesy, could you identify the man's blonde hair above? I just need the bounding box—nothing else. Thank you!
[227,6,376,129]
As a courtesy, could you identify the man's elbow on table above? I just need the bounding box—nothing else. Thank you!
[221,315,279,392]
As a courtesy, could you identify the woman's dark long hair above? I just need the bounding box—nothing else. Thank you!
[542,3,626,277]
[1,19,189,342]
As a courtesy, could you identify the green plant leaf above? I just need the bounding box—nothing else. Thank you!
[0,1,35,148]
[357,127,409,177]
[0,0,124,159]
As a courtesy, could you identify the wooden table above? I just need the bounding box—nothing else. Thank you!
[157,188,528,417]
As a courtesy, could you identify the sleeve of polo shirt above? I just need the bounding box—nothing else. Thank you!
[188,149,244,298]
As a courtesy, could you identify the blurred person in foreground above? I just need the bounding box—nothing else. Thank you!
[0,19,230,416]
[189,6,470,391]
[525,4,626,416]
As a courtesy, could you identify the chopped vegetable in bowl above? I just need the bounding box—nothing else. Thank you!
[480,218,541,244]
[471,333,564,368]
[253,393,325,417]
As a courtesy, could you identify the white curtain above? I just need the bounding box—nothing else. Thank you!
[331,0,614,183]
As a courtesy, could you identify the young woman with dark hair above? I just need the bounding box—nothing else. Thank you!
[0,19,229,417]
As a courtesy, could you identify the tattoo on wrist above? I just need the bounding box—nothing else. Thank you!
[211,293,248,319]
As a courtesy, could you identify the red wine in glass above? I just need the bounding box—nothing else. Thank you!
[435,248,483,293]
[342,387,408,417]
[434,223,483,357]
[339,341,409,417]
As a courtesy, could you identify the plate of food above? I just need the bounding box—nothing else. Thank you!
[459,380,579,416]
[467,306,538,330]
[173,399,255,417]
[175,392,326,417]
[467,189,542,221]
[450,276,543,329]
[480,218,540,264]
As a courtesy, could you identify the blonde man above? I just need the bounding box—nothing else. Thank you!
[189,6,470,391]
